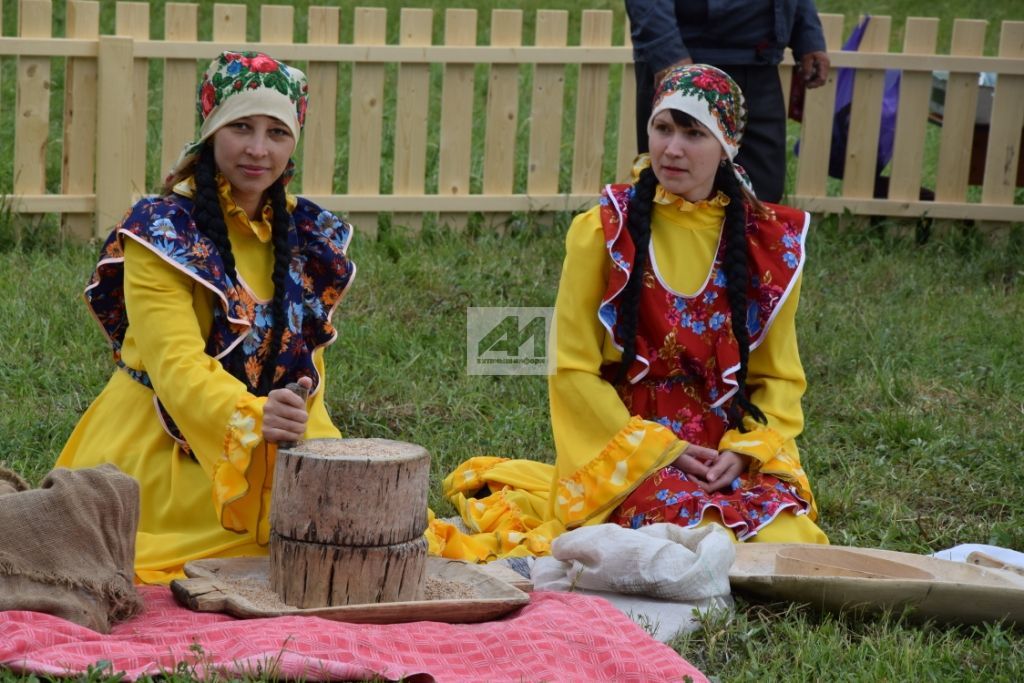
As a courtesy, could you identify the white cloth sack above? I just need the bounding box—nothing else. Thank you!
[532,523,735,642]
[931,543,1024,569]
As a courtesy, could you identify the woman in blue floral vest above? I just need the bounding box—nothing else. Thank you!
[57,51,356,583]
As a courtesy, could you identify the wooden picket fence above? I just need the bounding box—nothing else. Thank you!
[0,1,1022,241]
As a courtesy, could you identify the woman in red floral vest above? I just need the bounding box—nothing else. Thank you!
[428,64,826,562]
[548,63,827,543]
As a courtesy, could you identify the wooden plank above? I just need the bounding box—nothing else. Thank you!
[795,14,844,197]
[437,8,477,230]
[482,9,522,196]
[791,195,1024,222]
[302,6,340,196]
[160,3,198,189]
[571,10,613,194]
[935,20,988,202]
[779,48,793,115]
[841,15,890,199]
[298,192,1024,223]
[347,7,387,238]
[888,18,939,201]
[115,2,150,195]
[982,21,1024,204]
[615,13,636,183]
[393,7,433,233]
[260,4,293,44]
[95,36,135,236]
[174,556,529,624]
[14,0,52,197]
[2,194,95,213]
[212,3,246,43]
[307,193,606,213]
[527,10,568,194]
[1,38,1022,73]
[62,0,100,240]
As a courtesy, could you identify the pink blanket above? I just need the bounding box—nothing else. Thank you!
[1,586,707,682]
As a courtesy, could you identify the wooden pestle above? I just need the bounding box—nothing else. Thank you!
[277,381,310,450]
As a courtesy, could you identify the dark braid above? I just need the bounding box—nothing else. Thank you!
[615,165,659,384]
[193,145,238,281]
[192,143,293,396]
[256,179,293,395]
[717,161,767,429]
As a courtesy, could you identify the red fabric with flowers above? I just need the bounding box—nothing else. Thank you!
[597,184,810,537]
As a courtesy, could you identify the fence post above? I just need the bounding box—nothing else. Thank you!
[935,19,988,203]
[348,7,388,238]
[794,14,843,199]
[615,15,637,184]
[841,15,891,200]
[303,6,341,197]
[571,10,613,195]
[212,3,247,43]
[888,18,939,202]
[62,0,100,241]
[393,7,434,233]
[160,3,199,186]
[260,3,293,42]
[115,2,150,196]
[482,9,523,197]
[95,36,135,237]
[14,0,52,208]
[981,21,1024,205]
[527,10,568,196]
[438,8,478,230]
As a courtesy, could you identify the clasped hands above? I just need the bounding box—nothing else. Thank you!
[671,443,751,493]
[262,376,311,443]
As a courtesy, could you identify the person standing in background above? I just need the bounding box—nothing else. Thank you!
[626,0,830,202]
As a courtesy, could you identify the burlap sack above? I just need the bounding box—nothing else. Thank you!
[0,463,143,633]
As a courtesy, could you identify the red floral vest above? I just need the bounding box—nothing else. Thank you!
[598,184,807,449]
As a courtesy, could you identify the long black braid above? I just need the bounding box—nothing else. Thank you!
[716,160,767,429]
[614,164,659,384]
[192,144,293,396]
[258,179,293,395]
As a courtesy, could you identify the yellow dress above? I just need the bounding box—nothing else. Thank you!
[57,180,342,584]
[427,186,826,561]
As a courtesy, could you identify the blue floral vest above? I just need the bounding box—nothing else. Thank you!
[85,193,355,453]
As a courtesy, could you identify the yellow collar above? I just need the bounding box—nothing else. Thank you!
[630,153,730,213]
[172,176,298,243]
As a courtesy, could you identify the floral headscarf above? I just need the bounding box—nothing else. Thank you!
[648,64,753,193]
[166,51,309,183]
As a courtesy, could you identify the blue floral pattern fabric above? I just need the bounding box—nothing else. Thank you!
[85,194,354,452]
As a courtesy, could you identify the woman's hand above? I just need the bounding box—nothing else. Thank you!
[670,443,717,481]
[700,449,751,493]
[262,376,312,444]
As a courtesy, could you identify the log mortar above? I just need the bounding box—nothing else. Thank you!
[269,438,431,608]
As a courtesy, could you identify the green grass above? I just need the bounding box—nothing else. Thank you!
[2,1,1024,681]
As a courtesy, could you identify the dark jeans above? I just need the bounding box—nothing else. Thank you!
[635,62,787,203]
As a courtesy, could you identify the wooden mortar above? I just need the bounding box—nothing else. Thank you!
[269,437,430,608]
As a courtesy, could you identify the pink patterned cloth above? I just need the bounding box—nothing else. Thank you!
[1,586,707,682]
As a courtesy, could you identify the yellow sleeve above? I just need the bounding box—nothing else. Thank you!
[718,274,817,516]
[122,237,269,533]
[306,346,341,438]
[547,207,684,527]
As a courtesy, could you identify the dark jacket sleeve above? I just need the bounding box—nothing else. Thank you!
[625,0,689,71]
[787,0,827,59]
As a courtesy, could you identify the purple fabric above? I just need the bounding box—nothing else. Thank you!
[796,16,902,179]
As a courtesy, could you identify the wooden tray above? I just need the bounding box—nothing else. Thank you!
[171,556,530,624]
[730,544,1024,625]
